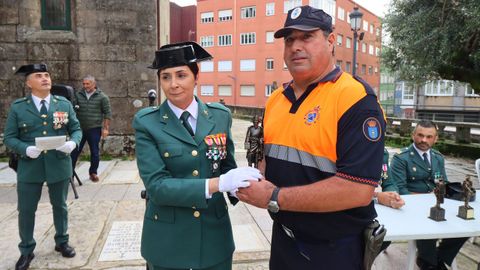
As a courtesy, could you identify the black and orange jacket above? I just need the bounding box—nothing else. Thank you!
[264,66,385,240]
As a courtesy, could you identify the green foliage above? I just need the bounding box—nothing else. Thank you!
[383,0,480,91]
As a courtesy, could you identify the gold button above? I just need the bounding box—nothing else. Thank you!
[164,152,169,158]
[191,150,198,156]
[193,211,200,218]
[42,131,47,135]
[43,122,47,125]
[192,170,199,176]
[43,150,47,154]
[154,214,158,220]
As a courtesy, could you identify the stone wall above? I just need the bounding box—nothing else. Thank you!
[0,0,165,156]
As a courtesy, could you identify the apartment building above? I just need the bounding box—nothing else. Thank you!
[196,0,381,108]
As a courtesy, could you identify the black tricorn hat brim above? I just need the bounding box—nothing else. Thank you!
[15,64,48,76]
[148,41,213,70]
[445,182,476,202]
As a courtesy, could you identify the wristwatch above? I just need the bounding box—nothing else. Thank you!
[267,187,281,213]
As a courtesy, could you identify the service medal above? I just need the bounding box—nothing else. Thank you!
[53,111,69,129]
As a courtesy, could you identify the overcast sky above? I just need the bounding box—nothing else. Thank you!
[170,0,392,17]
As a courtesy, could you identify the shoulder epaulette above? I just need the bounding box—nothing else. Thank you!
[206,102,230,113]
[13,97,28,104]
[53,95,69,102]
[431,148,444,157]
[394,147,409,156]
[136,106,159,118]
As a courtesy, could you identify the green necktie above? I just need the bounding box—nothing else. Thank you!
[423,152,431,168]
[40,100,48,115]
[180,111,194,136]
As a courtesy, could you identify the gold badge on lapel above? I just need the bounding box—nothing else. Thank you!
[53,111,69,129]
[204,133,227,173]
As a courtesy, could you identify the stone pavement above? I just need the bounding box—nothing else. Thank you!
[0,118,478,270]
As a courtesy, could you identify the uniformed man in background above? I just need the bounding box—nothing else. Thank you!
[4,64,82,270]
[390,120,468,270]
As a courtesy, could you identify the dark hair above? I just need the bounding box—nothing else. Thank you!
[414,120,438,133]
[157,63,199,79]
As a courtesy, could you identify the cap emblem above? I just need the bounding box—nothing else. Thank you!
[291,7,302,19]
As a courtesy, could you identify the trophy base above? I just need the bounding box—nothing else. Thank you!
[429,207,446,221]
[457,206,475,220]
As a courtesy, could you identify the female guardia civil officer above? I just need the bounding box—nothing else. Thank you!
[132,42,261,270]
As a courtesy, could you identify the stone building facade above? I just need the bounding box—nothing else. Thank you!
[0,0,169,156]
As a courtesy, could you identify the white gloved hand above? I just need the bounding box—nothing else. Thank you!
[219,167,262,192]
[26,146,42,159]
[55,141,77,154]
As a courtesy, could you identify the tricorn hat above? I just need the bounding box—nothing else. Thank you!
[15,63,48,76]
[148,41,213,70]
[274,5,333,38]
[445,182,476,202]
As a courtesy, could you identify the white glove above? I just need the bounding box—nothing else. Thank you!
[219,167,262,192]
[55,141,77,154]
[26,146,42,159]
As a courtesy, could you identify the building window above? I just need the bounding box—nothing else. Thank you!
[241,85,255,96]
[345,61,351,72]
[347,12,350,23]
[200,61,214,72]
[425,80,454,96]
[361,64,366,75]
[309,0,335,24]
[345,37,351,49]
[465,83,479,96]
[241,6,256,18]
[399,82,414,100]
[41,0,71,30]
[376,47,381,56]
[200,85,214,96]
[266,2,275,16]
[336,34,343,46]
[336,60,342,69]
[218,85,232,96]
[218,34,232,46]
[218,60,232,72]
[218,9,232,22]
[284,0,302,13]
[337,7,345,21]
[266,58,274,70]
[200,36,214,47]
[363,20,369,31]
[368,66,373,75]
[201,12,214,23]
[376,28,381,36]
[362,43,367,53]
[369,44,374,55]
[266,31,274,43]
[265,84,275,96]
[240,59,256,71]
[240,32,256,45]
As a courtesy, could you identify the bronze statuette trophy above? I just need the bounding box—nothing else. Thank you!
[458,176,475,220]
[429,179,447,221]
[245,115,264,168]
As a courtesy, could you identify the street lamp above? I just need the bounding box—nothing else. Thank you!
[349,7,363,76]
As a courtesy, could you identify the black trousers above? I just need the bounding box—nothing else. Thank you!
[270,222,364,270]
[416,237,469,266]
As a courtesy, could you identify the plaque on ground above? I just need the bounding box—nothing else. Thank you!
[98,221,143,261]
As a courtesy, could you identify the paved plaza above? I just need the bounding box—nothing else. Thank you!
[0,118,479,270]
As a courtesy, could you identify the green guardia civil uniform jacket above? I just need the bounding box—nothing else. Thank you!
[132,97,238,269]
[4,95,82,183]
[390,144,448,195]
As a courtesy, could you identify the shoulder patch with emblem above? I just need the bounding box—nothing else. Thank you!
[362,117,381,142]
